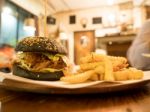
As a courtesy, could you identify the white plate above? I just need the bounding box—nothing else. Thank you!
[0,71,150,94]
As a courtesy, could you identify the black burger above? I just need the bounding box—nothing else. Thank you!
[13,36,69,81]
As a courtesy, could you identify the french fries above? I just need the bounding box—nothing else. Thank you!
[104,57,114,81]
[61,70,95,84]
[94,65,104,75]
[79,53,105,64]
[114,68,143,81]
[89,65,104,81]
[61,53,143,84]
[80,62,104,71]
[90,73,99,81]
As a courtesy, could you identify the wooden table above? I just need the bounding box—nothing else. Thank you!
[0,83,150,112]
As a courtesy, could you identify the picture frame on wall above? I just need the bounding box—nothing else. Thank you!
[69,15,76,24]
[92,17,102,24]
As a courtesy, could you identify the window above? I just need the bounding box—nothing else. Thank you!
[0,1,36,47]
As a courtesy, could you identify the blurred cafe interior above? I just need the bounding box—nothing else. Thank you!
[0,0,150,72]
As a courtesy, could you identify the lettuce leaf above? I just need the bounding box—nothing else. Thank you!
[42,53,64,62]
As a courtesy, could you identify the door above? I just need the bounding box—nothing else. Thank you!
[74,30,95,64]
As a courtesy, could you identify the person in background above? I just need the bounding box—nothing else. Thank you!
[127,20,150,70]
[0,44,15,73]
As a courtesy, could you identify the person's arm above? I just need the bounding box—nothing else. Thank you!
[127,20,150,70]
[127,41,150,70]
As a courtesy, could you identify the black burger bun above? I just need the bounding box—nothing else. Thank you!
[16,36,67,54]
[12,63,64,81]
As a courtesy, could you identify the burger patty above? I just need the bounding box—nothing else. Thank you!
[16,52,67,71]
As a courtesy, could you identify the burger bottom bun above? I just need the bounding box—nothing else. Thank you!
[12,63,64,81]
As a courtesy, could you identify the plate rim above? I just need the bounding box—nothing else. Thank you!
[0,72,150,94]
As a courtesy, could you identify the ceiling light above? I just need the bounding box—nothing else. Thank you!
[59,32,68,40]
[23,26,36,31]
[80,18,88,28]
[24,18,36,31]
[24,18,35,27]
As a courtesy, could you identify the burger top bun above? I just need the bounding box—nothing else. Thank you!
[15,36,67,54]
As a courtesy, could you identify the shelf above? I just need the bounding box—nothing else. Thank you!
[96,35,135,43]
